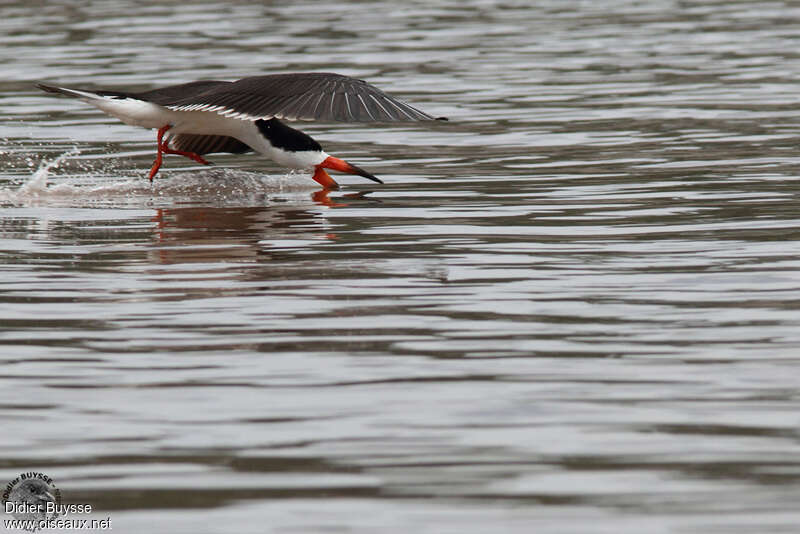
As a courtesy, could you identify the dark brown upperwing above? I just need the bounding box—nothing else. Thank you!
[168,133,252,155]
[134,80,232,105]
[159,73,444,122]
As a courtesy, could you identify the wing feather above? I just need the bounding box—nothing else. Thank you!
[150,72,442,123]
[355,94,377,121]
[168,134,253,155]
[280,91,316,121]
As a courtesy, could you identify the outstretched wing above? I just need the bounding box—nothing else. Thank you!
[135,80,231,103]
[167,133,253,155]
[149,73,444,123]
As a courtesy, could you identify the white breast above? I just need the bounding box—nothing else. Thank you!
[232,122,329,170]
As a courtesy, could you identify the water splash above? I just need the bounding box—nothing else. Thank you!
[15,147,81,198]
[1,150,318,207]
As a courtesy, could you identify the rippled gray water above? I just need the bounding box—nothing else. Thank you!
[3,1,800,532]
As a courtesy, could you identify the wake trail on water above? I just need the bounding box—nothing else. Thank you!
[1,149,318,207]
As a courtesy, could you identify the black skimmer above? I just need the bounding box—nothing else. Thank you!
[36,73,445,189]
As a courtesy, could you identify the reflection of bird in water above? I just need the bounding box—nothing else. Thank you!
[37,73,446,188]
[7,479,57,521]
[148,204,337,265]
[144,188,380,264]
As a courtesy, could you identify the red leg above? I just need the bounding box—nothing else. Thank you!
[161,144,211,166]
[148,125,171,181]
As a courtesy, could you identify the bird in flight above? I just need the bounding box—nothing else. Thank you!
[37,73,445,189]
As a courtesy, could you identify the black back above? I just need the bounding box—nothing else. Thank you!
[255,118,322,152]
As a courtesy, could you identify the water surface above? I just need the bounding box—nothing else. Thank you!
[2,1,800,533]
